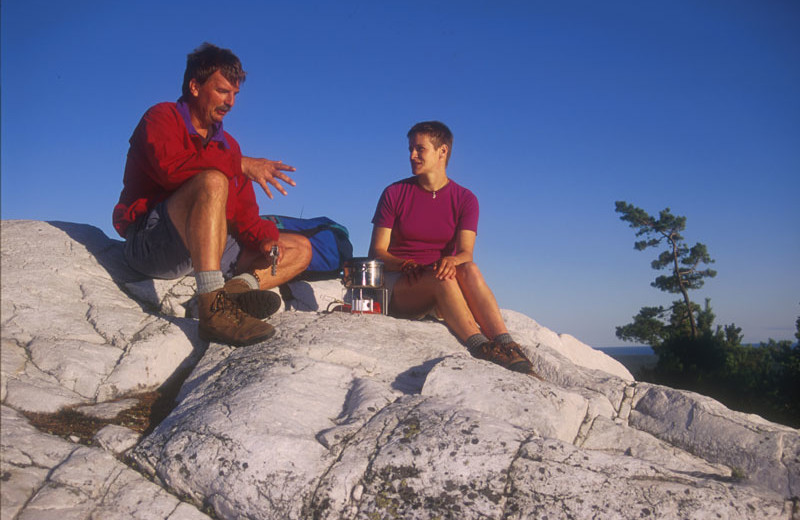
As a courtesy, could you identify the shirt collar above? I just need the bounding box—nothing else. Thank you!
[176,97,230,148]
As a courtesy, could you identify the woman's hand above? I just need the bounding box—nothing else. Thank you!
[433,256,458,280]
[401,259,425,284]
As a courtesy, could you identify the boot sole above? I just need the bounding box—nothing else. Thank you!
[507,360,533,373]
[507,361,544,380]
[199,325,276,347]
[230,291,282,320]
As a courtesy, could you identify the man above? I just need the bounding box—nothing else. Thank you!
[113,43,311,346]
[369,121,537,375]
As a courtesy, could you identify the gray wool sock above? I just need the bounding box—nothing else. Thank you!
[195,270,224,294]
[465,333,490,353]
[230,273,260,290]
[493,333,515,345]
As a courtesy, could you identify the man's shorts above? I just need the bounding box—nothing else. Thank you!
[124,201,242,279]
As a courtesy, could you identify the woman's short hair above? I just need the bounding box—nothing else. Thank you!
[407,121,453,165]
[181,42,247,98]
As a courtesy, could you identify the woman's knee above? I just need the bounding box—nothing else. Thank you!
[456,261,482,280]
[432,275,463,301]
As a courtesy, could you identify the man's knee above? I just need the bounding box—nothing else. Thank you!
[189,170,229,198]
[295,235,313,269]
[169,170,228,213]
[283,234,313,269]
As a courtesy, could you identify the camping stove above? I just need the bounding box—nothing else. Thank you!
[344,285,388,315]
[341,258,389,315]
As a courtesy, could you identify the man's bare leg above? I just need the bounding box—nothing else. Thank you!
[165,169,275,345]
[166,170,228,271]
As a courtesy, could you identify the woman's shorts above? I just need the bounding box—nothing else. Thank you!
[382,271,403,303]
[381,271,439,320]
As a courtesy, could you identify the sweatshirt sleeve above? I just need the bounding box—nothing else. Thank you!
[133,103,242,190]
[228,177,280,250]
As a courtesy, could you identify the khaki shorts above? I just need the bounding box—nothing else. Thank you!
[383,271,440,320]
[124,201,242,279]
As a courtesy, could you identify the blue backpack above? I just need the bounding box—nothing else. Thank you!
[261,215,354,280]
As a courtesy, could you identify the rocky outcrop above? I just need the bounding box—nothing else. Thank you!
[1,220,798,519]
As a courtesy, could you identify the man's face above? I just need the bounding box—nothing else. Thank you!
[409,133,447,176]
[188,70,240,131]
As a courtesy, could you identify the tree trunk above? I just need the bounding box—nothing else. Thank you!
[671,234,697,338]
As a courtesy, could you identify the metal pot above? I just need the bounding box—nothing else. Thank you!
[343,258,384,288]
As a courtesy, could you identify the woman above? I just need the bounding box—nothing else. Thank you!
[369,121,536,375]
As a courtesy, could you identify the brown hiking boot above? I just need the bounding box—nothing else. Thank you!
[469,340,537,376]
[198,290,276,346]
[222,278,282,319]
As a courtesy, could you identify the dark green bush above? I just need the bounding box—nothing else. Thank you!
[644,336,800,428]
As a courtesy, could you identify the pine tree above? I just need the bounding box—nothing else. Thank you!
[615,201,717,339]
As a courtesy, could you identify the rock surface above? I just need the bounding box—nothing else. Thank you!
[1,220,798,519]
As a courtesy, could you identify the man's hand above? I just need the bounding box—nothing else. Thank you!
[241,156,297,199]
[259,239,285,266]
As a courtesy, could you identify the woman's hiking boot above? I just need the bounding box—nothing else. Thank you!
[469,340,539,377]
[222,278,282,319]
[198,290,276,346]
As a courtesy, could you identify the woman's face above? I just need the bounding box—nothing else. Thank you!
[409,134,446,176]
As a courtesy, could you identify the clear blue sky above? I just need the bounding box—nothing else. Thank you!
[2,0,798,347]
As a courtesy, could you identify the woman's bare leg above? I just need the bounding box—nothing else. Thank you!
[390,270,482,341]
[455,262,508,339]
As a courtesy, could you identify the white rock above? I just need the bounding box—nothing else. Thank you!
[27,337,123,398]
[503,309,633,381]
[2,220,797,520]
[1,404,211,519]
[125,276,199,318]
[1,405,77,519]
[22,446,212,520]
[285,278,346,311]
[0,221,205,411]
[133,310,797,519]
[0,463,50,520]
[505,436,790,519]
[630,383,800,497]
[94,424,142,455]
[421,356,588,442]
[76,398,140,420]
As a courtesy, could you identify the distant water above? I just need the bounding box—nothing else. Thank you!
[597,346,654,356]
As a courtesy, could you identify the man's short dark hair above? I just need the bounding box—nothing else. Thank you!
[181,42,247,98]
[407,121,453,165]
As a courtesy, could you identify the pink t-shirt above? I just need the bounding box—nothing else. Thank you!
[371,177,479,265]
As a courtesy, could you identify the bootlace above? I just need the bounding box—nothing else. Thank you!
[494,343,514,360]
[210,291,246,325]
[476,341,510,361]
